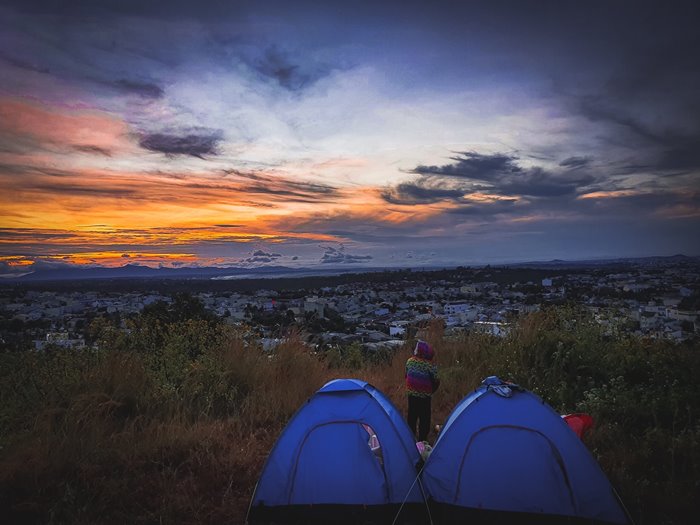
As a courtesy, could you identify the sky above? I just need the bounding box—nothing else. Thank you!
[1,0,699,274]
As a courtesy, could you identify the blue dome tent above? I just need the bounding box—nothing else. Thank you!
[248,379,427,524]
[422,376,632,524]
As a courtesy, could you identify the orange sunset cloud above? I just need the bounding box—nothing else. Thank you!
[0,98,133,156]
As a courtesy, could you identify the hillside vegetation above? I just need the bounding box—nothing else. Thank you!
[1,304,699,524]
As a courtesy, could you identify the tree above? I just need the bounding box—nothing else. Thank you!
[142,293,218,325]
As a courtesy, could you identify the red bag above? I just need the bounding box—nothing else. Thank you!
[562,413,594,438]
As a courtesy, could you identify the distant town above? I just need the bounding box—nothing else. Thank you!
[1,256,699,353]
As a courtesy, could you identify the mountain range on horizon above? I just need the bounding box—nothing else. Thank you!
[2,254,697,283]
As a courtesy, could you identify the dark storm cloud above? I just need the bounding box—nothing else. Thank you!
[575,95,700,173]
[386,152,600,207]
[410,152,521,181]
[497,169,596,197]
[138,130,223,158]
[382,183,464,205]
[656,140,700,172]
[576,97,676,147]
[566,9,700,174]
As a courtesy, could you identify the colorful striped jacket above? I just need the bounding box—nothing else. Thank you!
[405,340,440,398]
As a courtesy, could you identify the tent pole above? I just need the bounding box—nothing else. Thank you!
[244,481,258,525]
[392,463,433,525]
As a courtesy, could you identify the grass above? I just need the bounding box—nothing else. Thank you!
[1,308,699,524]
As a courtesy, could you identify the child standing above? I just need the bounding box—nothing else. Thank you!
[405,340,440,442]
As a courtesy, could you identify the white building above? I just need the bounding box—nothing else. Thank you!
[444,302,470,315]
[389,323,407,337]
[304,298,326,317]
[472,321,510,337]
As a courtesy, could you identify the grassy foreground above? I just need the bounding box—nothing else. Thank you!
[1,306,699,524]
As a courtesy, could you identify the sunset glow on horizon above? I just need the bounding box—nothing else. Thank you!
[1,1,699,274]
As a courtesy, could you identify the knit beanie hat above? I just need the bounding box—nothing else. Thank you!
[414,340,434,360]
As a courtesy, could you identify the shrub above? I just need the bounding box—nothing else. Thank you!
[1,307,698,524]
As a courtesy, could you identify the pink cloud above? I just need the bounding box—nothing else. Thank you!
[0,98,133,154]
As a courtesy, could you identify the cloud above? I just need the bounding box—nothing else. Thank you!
[225,170,337,194]
[72,145,112,156]
[656,140,700,171]
[0,163,346,222]
[577,96,672,147]
[569,44,700,173]
[222,170,340,203]
[1,53,50,74]
[0,99,131,154]
[447,199,519,215]
[112,79,164,99]
[138,129,223,158]
[241,249,287,264]
[559,156,591,168]
[0,226,337,264]
[252,249,281,258]
[382,182,465,204]
[1,1,699,265]
[496,168,596,197]
[319,245,372,264]
[384,151,599,206]
[574,94,700,173]
[410,152,521,181]
[249,47,332,91]
[25,181,139,198]
[0,228,79,242]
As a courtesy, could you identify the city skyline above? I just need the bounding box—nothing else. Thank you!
[1,1,699,275]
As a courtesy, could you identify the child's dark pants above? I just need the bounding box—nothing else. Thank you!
[407,395,431,442]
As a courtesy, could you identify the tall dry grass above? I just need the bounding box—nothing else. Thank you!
[0,327,338,524]
[1,309,698,523]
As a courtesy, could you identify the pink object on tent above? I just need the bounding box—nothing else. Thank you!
[363,424,380,452]
[562,413,594,438]
[415,441,433,461]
